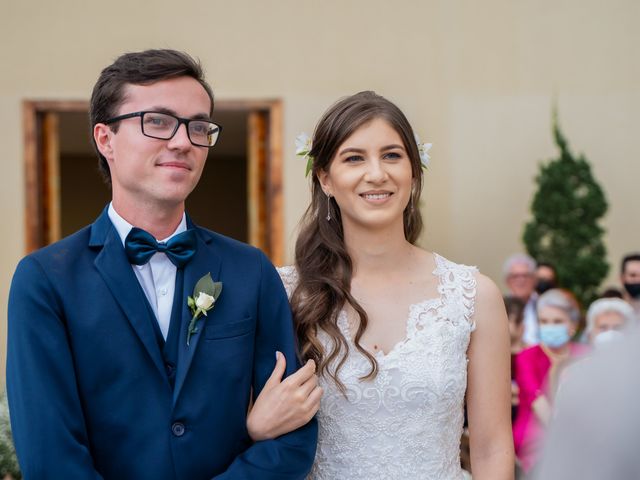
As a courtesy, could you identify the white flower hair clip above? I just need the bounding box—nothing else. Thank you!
[414,134,432,169]
[295,133,314,177]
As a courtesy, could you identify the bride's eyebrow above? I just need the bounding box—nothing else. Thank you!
[338,144,405,156]
[380,144,405,152]
[338,147,366,156]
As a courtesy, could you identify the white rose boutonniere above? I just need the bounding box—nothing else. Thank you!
[186,273,223,346]
[195,292,215,311]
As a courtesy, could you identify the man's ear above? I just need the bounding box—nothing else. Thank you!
[94,123,114,161]
[316,168,332,197]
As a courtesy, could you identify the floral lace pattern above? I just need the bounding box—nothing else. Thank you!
[277,254,478,479]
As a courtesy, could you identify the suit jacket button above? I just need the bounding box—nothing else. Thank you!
[172,422,186,437]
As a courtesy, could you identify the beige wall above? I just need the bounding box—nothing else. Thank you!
[1,0,639,381]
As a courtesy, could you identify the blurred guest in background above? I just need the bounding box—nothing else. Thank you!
[505,295,527,355]
[534,262,558,295]
[512,288,587,475]
[598,286,623,299]
[585,297,636,350]
[504,295,525,425]
[504,254,539,345]
[620,252,640,319]
[535,326,640,480]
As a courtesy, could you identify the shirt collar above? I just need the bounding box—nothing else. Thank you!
[107,202,187,247]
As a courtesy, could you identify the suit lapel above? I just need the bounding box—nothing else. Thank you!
[91,210,167,381]
[173,226,222,404]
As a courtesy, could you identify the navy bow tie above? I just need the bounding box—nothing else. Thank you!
[124,227,197,268]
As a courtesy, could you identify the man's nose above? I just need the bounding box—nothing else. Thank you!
[168,123,192,149]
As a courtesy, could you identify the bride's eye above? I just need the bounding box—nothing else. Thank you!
[383,152,402,160]
[344,155,364,163]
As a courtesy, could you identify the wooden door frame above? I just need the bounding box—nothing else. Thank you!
[23,99,284,264]
[23,100,87,252]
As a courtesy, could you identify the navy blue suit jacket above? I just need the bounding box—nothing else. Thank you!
[7,208,317,479]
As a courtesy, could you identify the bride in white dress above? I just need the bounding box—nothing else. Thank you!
[247,91,514,479]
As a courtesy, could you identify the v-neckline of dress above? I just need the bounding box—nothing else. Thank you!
[337,253,446,361]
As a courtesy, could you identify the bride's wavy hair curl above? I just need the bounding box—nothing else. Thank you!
[292,91,424,392]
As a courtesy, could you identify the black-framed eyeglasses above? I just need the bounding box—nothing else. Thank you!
[104,111,222,147]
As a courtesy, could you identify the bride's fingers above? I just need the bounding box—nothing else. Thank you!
[263,351,287,390]
[298,373,319,398]
[284,359,316,386]
[283,385,322,432]
[303,385,323,415]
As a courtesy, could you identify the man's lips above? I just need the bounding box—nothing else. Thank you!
[157,161,191,171]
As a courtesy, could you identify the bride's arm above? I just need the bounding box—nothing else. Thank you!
[247,352,323,441]
[466,274,515,479]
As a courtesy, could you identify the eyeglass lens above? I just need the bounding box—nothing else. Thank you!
[142,112,220,147]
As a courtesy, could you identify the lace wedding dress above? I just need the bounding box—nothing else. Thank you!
[278,254,478,480]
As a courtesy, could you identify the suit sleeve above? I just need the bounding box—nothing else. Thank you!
[213,252,318,479]
[6,256,104,479]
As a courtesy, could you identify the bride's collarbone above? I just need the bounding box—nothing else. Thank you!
[343,293,435,356]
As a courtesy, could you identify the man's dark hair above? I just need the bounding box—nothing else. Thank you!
[621,252,640,275]
[89,49,214,186]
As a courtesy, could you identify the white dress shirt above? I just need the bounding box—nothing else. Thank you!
[522,292,539,345]
[108,203,186,340]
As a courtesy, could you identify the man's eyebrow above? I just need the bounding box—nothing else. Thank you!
[190,113,212,121]
[149,107,211,120]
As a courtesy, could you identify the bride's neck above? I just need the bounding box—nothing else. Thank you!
[344,224,415,276]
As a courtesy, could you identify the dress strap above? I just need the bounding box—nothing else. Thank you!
[276,265,298,299]
[433,254,479,330]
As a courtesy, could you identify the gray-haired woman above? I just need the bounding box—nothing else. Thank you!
[586,297,636,349]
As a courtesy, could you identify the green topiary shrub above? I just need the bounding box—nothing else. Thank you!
[523,110,609,308]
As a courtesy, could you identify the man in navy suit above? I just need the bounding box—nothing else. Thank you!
[7,49,317,479]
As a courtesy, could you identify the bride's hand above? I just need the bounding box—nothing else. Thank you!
[247,351,323,441]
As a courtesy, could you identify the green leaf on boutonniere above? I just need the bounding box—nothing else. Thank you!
[186,273,223,346]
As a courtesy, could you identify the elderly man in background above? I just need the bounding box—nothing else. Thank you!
[504,253,539,345]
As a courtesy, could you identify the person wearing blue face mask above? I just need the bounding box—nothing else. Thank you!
[512,288,587,475]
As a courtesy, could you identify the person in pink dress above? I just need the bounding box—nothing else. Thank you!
[512,288,587,474]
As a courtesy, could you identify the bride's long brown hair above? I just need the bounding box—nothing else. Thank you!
[292,91,425,391]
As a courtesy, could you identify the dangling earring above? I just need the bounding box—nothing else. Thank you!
[326,193,332,221]
[409,181,419,213]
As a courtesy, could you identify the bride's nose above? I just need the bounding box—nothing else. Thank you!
[363,159,387,183]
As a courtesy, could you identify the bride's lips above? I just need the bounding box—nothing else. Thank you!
[359,191,393,203]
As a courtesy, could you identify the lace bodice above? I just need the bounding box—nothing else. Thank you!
[278,254,478,479]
